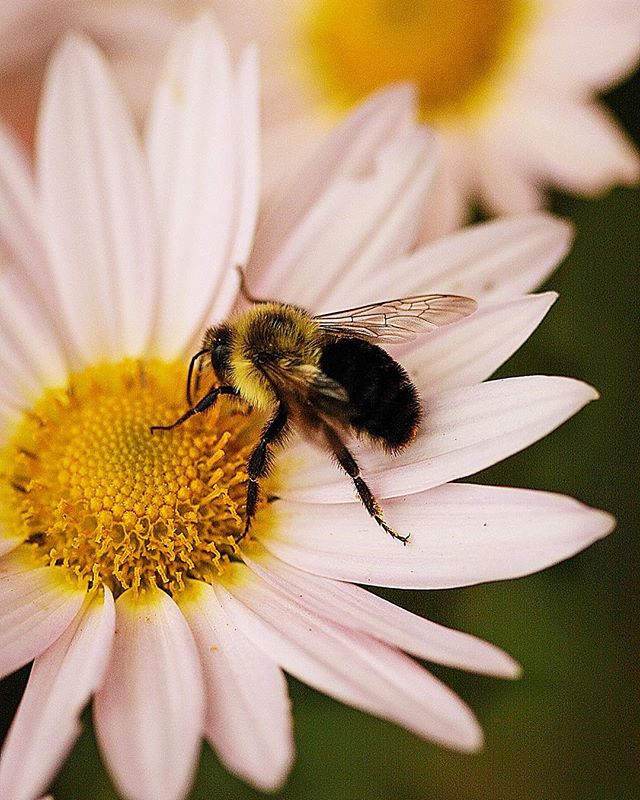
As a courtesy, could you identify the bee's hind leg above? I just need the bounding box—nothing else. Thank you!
[320,424,409,545]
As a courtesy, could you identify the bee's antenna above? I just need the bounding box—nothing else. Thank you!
[186,348,208,406]
[236,265,272,305]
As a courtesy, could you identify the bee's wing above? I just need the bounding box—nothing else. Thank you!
[314,294,478,344]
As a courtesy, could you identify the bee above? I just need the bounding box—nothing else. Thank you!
[151,281,477,543]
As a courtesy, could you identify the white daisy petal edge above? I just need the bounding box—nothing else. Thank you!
[0,588,115,800]
[177,580,295,792]
[259,484,615,589]
[94,588,205,800]
[216,567,484,752]
[38,33,158,365]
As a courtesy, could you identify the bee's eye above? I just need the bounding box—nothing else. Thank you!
[211,340,230,378]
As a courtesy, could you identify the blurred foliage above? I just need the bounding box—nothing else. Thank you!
[1,58,638,800]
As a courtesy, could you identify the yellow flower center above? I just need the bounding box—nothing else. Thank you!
[298,0,530,124]
[0,360,262,597]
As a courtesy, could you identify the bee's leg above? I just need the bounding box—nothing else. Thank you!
[241,403,289,538]
[321,424,409,545]
[150,385,239,433]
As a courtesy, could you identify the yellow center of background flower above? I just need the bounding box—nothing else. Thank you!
[300,0,529,123]
[0,360,262,597]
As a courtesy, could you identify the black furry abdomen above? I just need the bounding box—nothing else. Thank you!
[319,337,421,450]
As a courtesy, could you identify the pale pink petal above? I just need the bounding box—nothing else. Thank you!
[0,124,52,292]
[94,587,204,800]
[261,483,615,589]
[178,579,294,792]
[0,588,115,800]
[278,376,597,502]
[217,566,483,752]
[512,98,640,194]
[249,84,416,288]
[145,15,241,357]
[38,34,158,364]
[524,16,640,92]
[0,269,68,405]
[362,213,573,304]
[0,565,86,679]
[248,127,438,311]
[0,530,22,559]
[400,293,557,394]
[244,548,520,677]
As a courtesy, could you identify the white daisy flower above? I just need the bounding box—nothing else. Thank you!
[0,16,613,800]
[208,0,640,234]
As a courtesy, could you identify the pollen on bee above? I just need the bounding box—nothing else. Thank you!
[0,359,265,597]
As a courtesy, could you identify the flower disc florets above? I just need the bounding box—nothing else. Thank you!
[0,360,261,596]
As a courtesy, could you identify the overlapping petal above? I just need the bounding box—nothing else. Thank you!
[38,33,158,365]
[0,588,115,800]
[278,376,597,502]
[244,547,520,677]
[260,484,615,589]
[0,562,86,680]
[217,564,483,752]
[94,587,204,800]
[178,579,294,792]
[146,16,259,356]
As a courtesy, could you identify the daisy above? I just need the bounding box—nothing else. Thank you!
[210,0,640,233]
[0,16,614,800]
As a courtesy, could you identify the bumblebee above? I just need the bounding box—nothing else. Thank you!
[151,285,477,543]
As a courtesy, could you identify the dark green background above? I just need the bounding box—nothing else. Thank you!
[2,69,638,800]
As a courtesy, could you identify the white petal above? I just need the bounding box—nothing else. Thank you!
[38,34,157,364]
[261,483,615,589]
[0,564,86,679]
[400,293,557,394]
[0,124,53,293]
[0,588,115,800]
[244,547,519,677]
[0,268,68,406]
[217,565,483,752]
[278,376,598,502]
[145,15,241,357]
[94,587,204,800]
[178,580,294,792]
[250,84,417,294]
[525,16,640,92]
[249,127,438,311]
[362,213,573,304]
[512,99,640,194]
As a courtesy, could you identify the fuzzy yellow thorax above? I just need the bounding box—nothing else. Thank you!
[0,360,263,597]
[229,303,322,409]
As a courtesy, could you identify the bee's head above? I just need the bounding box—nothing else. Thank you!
[202,324,232,382]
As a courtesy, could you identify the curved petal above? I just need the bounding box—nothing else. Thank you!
[260,484,615,589]
[362,213,573,304]
[93,587,204,800]
[177,580,294,792]
[0,269,68,406]
[217,564,483,752]
[243,547,520,677]
[277,376,598,502]
[0,564,86,679]
[400,292,557,394]
[0,588,115,800]
[0,124,50,291]
[38,33,158,364]
[251,83,416,284]
[512,99,640,194]
[145,15,243,357]
[248,125,437,311]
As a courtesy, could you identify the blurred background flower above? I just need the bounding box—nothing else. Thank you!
[0,4,638,800]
